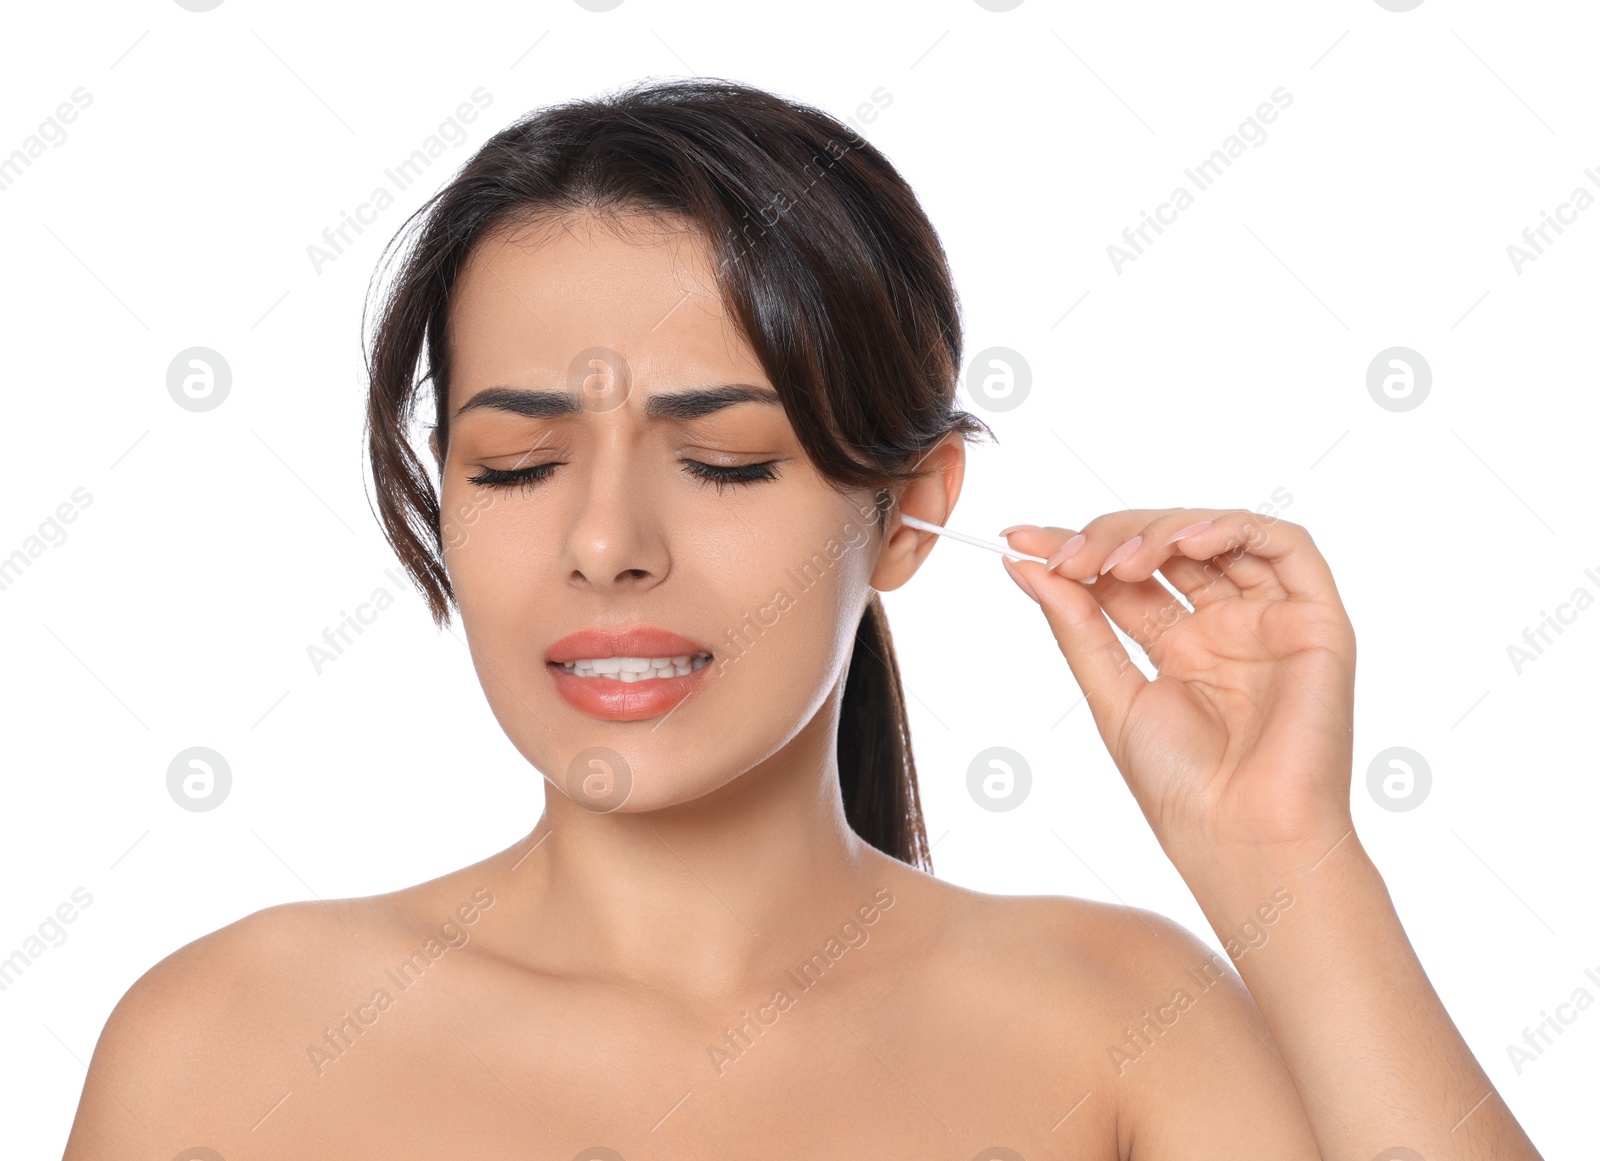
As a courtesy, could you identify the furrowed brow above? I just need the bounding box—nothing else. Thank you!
[454,383,781,421]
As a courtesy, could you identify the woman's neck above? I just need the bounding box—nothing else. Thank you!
[469,701,908,1003]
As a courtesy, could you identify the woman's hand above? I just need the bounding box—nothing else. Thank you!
[1000,508,1357,874]
[1001,510,1549,1161]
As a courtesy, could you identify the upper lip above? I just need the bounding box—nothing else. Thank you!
[545,626,713,664]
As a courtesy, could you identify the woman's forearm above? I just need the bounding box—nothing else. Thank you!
[1177,829,1544,1161]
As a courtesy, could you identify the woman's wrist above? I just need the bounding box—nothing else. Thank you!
[1162,810,1364,923]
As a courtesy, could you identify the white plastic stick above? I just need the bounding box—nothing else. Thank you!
[898,514,1051,565]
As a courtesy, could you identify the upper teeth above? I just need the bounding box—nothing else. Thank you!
[560,653,712,680]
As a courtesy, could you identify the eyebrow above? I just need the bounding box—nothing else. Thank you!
[453,383,782,422]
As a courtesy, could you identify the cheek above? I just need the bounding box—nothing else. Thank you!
[710,512,878,686]
[436,481,506,568]
[441,495,555,619]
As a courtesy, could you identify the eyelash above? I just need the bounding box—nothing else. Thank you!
[465,459,781,495]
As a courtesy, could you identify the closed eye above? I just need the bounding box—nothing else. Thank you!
[466,459,781,494]
[679,459,780,492]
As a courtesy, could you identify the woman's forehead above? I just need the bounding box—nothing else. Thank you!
[462,210,719,305]
[446,214,760,399]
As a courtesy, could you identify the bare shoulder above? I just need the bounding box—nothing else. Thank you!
[866,864,1212,1061]
[61,895,397,1159]
[892,871,1321,1158]
[886,863,1210,991]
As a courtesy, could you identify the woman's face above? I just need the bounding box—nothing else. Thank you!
[435,212,891,813]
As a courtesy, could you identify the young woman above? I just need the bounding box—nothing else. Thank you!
[64,77,1542,1160]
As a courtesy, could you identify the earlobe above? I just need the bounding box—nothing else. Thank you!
[867,434,967,593]
[867,516,924,594]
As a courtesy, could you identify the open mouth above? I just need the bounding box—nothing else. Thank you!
[552,652,714,681]
[544,627,716,720]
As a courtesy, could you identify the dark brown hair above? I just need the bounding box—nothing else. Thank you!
[363,76,993,873]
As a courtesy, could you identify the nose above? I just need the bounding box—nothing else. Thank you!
[558,439,669,592]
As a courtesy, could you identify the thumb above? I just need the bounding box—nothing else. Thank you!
[1003,555,1146,741]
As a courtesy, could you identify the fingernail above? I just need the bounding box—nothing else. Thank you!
[1100,535,1142,575]
[1166,520,1212,544]
[999,524,1043,537]
[1002,557,1040,604]
[1045,534,1087,572]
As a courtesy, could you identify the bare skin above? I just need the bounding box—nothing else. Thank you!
[62,212,1540,1160]
[60,838,1318,1158]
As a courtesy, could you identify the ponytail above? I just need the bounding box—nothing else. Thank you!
[837,593,933,872]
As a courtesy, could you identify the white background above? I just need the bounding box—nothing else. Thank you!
[1,0,1594,1155]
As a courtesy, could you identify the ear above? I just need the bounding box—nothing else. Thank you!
[870,432,967,594]
[428,428,442,470]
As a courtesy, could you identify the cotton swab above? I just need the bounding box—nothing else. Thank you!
[898,513,1052,564]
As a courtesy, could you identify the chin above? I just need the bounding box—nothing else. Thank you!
[516,733,746,817]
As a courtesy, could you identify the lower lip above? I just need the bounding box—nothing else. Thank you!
[546,660,714,721]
